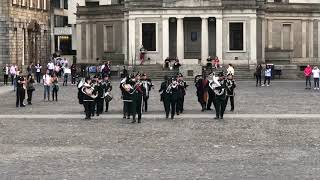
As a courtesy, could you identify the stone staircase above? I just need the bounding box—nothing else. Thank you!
[132,64,179,80]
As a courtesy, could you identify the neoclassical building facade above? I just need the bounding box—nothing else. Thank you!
[0,0,50,69]
[76,0,320,68]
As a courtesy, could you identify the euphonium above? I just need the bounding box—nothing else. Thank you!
[84,86,98,99]
[209,76,221,90]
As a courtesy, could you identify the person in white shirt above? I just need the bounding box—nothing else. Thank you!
[43,70,52,101]
[47,61,54,75]
[10,64,17,85]
[262,65,272,87]
[35,63,42,83]
[227,64,235,76]
[63,65,71,86]
[3,64,9,85]
[312,66,320,90]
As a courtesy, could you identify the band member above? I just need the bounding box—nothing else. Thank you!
[120,75,133,119]
[95,76,104,116]
[176,73,187,114]
[141,73,153,112]
[167,77,179,119]
[206,72,216,110]
[195,73,209,111]
[16,72,26,107]
[159,76,171,119]
[81,77,97,120]
[130,73,144,123]
[91,76,98,116]
[213,72,227,119]
[103,75,112,112]
[226,74,236,112]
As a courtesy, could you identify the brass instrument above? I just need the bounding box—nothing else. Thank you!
[209,76,221,90]
[166,80,178,94]
[83,86,98,99]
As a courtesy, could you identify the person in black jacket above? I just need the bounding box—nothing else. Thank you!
[195,74,208,111]
[225,74,236,112]
[120,76,133,119]
[95,76,104,116]
[16,73,26,107]
[168,77,179,119]
[176,74,187,115]
[103,75,112,112]
[213,72,227,120]
[130,73,145,123]
[81,77,97,120]
[141,73,153,112]
[159,76,171,119]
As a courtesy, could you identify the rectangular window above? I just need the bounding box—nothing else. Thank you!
[54,15,69,27]
[142,23,156,51]
[282,24,292,50]
[104,26,114,52]
[229,22,244,51]
[64,0,68,9]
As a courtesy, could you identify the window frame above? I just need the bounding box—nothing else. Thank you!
[104,25,115,52]
[139,22,158,52]
[227,21,246,53]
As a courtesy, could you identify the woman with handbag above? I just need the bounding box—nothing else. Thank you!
[51,73,59,101]
[27,74,35,105]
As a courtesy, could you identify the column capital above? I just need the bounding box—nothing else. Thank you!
[161,16,170,20]
[200,16,209,20]
[176,16,185,20]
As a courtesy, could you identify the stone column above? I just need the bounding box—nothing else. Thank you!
[261,18,266,63]
[267,19,273,49]
[92,23,97,60]
[201,17,209,65]
[128,17,136,65]
[57,36,61,51]
[250,17,257,64]
[216,17,223,64]
[302,20,307,58]
[86,23,92,62]
[162,17,169,63]
[318,20,320,58]
[176,17,184,63]
[309,20,314,58]
[76,23,82,62]
[122,18,128,64]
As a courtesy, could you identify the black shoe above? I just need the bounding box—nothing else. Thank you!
[131,120,136,123]
[220,117,224,119]
[214,117,219,119]
[207,108,213,110]
[96,114,99,116]
[20,104,25,107]
[177,112,180,115]
[138,120,141,123]
[105,110,108,112]
[166,116,169,119]
[230,109,234,112]
[171,116,174,120]
[201,109,205,112]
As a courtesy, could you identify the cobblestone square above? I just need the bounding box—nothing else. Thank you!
[0,81,320,179]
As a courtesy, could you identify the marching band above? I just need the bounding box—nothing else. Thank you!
[77,71,236,122]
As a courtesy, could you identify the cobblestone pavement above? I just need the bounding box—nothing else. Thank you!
[1,81,320,179]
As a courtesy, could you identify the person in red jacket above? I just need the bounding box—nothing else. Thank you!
[304,65,312,89]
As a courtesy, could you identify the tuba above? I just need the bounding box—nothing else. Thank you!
[83,86,98,99]
[209,76,221,90]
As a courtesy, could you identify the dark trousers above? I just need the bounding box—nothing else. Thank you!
[36,72,41,83]
[71,75,76,84]
[105,99,110,112]
[197,94,206,111]
[314,78,319,88]
[207,92,214,109]
[96,98,104,115]
[132,98,142,121]
[11,75,15,85]
[163,97,171,118]
[52,87,58,101]
[214,98,227,118]
[256,75,262,86]
[16,88,25,107]
[170,98,177,119]
[123,101,131,118]
[27,89,33,104]
[4,75,8,85]
[176,97,183,114]
[264,76,271,85]
[306,76,311,88]
[143,97,148,112]
[226,96,234,111]
[83,101,94,119]
[63,74,68,86]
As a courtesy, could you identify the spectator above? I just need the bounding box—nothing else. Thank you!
[262,65,272,87]
[35,62,42,83]
[213,56,220,69]
[47,60,54,75]
[63,65,71,86]
[52,73,59,101]
[173,59,181,70]
[140,45,146,65]
[255,64,262,87]
[206,56,212,68]
[3,64,9,85]
[304,65,312,89]
[121,66,128,78]
[10,64,17,86]
[71,63,77,85]
[312,66,320,90]
[43,70,52,101]
[26,74,35,105]
[227,64,235,76]
[27,63,34,75]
